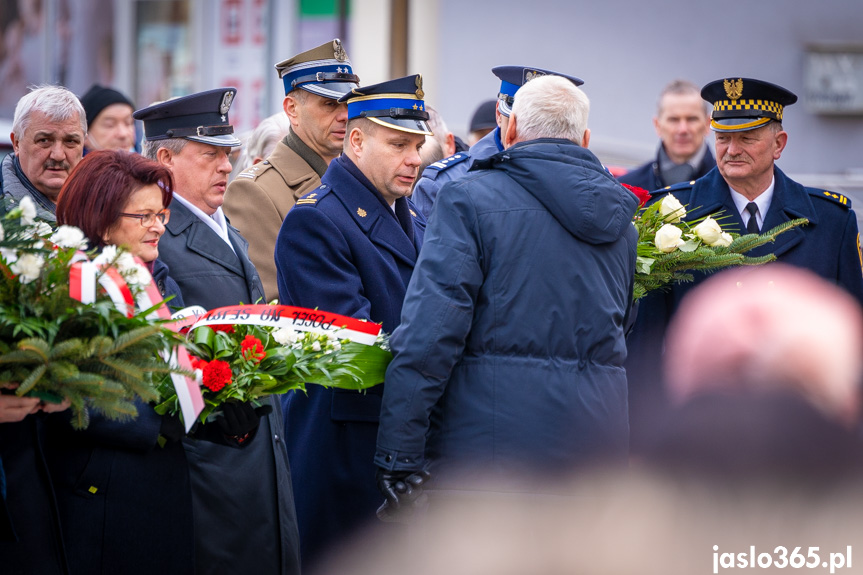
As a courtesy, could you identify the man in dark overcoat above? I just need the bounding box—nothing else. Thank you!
[274,74,429,569]
[135,88,300,575]
[627,77,863,450]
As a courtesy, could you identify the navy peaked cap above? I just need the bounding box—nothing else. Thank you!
[491,66,584,117]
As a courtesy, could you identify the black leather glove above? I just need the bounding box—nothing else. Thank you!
[216,401,273,447]
[376,468,431,522]
[159,413,185,444]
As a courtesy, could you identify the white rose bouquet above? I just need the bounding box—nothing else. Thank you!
[623,184,808,300]
[0,197,184,428]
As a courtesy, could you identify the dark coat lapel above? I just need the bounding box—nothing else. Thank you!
[328,163,418,267]
[166,201,245,275]
[227,225,266,303]
[688,169,743,232]
[756,167,813,257]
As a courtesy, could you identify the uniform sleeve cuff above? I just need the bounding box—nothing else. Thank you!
[374,447,424,471]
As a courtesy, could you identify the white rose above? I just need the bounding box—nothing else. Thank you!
[311,341,322,352]
[655,224,686,253]
[1,247,17,263]
[11,252,45,283]
[18,196,37,225]
[712,232,733,247]
[693,217,723,245]
[51,225,88,250]
[659,194,686,223]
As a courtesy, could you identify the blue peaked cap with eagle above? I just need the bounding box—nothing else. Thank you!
[275,39,359,100]
[339,74,433,136]
[492,65,584,117]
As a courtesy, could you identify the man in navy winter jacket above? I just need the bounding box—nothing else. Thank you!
[375,75,639,510]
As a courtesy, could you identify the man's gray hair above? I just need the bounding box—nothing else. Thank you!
[12,85,87,136]
[141,137,187,161]
[419,105,449,168]
[235,113,291,172]
[510,76,589,145]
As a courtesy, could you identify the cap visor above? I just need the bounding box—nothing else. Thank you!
[710,117,772,133]
[302,82,360,100]
[368,117,433,136]
[185,133,243,147]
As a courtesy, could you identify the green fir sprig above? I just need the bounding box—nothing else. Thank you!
[632,193,808,301]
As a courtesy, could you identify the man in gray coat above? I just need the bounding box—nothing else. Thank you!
[1,85,86,221]
[376,76,638,512]
[135,89,300,575]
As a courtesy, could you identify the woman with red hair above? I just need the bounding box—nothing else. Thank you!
[56,149,183,306]
[46,150,193,575]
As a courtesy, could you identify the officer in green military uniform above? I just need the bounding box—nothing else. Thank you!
[224,39,359,302]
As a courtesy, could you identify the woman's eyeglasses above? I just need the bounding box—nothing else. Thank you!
[119,209,170,227]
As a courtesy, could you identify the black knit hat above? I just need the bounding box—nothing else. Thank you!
[79,84,135,127]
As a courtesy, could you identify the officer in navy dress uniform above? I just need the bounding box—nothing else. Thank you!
[134,89,301,575]
[411,65,583,218]
[627,77,863,452]
[274,74,429,569]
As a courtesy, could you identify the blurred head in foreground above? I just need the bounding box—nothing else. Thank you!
[649,264,863,486]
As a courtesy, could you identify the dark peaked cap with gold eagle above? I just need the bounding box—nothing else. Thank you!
[701,77,798,133]
[133,87,242,147]
[339,74,433,136]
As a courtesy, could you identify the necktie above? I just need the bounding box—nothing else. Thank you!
[745,202,760,234]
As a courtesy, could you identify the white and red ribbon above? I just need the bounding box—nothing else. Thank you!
[190,304,382,345]
[68,259,135,318]
[68,253,204,431]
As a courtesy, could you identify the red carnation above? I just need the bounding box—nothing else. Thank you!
[622,183,652,208]
[190,356,209,371]
[202,359,232,392]
[210,324,235,333]
[241,335,266,364]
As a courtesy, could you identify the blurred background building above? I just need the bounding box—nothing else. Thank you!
[2,0,863,205]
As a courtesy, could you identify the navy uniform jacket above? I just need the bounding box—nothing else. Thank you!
[411,126,503,218]
[275,155,425,567]
[627,166,863,448]
[158,199,301,575]
[618,145,716,191]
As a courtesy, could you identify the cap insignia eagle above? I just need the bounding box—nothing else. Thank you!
[333,39,347,62]
[724,78,744,100]
[220,91,234,115]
